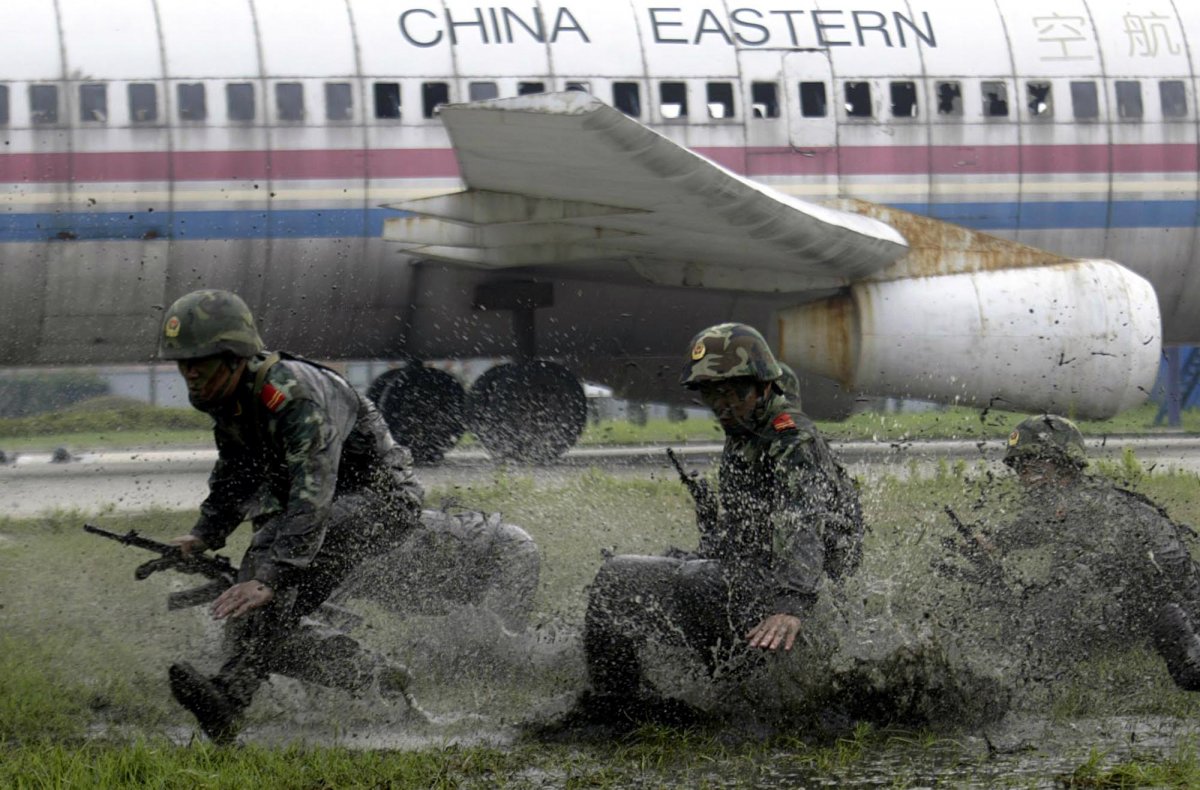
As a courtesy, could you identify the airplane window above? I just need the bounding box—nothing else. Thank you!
[178,83,206,121]
[982,81,1008,117]
[890,81,917,118]
[707,82,735,119]
[1161,80,1188,119]
[30,84,58,124]
[79,84,107,123]
[935,81,961,116]
[423,82,449,118]
[659,81,687,119]
[800,82,827,118]
[844,81,872,118]
[613,82,640,117]
[518,82,545,95]
[374,82,401,120]
[226,83,255,122]
[325,82,353,121]
[1070,81,1098,120]
[276,83,304,122]
[751,82,779,119]
[1026,81,1052,119]
[129,83,157,123]
[566,81,590,93]
[0,85,8,125]
[469,82,498,101]
[1116,81,1143,120]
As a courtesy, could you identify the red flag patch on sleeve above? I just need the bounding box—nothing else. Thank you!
[260,383,287,413]
[772,413,797,432]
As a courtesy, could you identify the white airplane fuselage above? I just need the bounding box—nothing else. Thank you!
[0,0,1195,408]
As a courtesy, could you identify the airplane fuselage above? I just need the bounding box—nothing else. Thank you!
[0,0,1196,407]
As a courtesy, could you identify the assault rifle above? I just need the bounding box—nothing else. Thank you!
[937,507,1005,587]
[666,448,718,526]
[84,524,364,630]
[84,523,238,610]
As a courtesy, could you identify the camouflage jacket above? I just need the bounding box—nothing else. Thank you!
[990,475,1200,634]
[701,391,864,617]
[191,352,424,587]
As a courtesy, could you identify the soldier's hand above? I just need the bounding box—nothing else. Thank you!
[212,580,274,620]
[970,531,997,554]
[940,532,996,564]
[746,613,802,652]
[170,534,207,558]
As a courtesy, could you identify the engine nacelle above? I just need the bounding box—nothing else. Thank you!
[778,260,1161,419]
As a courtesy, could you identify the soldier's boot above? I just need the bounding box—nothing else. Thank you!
[1151,603,1200,692]
[275,627,432,722]
[168,662,242,746]
[369,661,430,722]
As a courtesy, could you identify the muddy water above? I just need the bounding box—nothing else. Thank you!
[196,707,1200,787]
[154,608,1200,787]
[760,716,1198,788]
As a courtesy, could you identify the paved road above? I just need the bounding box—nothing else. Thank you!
[2,436,1198,517]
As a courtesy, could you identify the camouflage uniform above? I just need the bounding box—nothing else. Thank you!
[160,291,431,731]
[985,474,1200,689]
[334,509,540,631]
[583,324,863,704]
[191,350,425,712]
[972,416,1200,691]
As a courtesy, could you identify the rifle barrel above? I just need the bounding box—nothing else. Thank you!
[84,523,236,581]
[84,524,171,554]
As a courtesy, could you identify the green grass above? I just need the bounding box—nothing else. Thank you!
[0,729,981,789]
[5,460,1200,785]
[815,402,1184,443]
[1064,740,1200,788]
[0,400,212,451]
[576,416,726,445]
[0,400,1189,454]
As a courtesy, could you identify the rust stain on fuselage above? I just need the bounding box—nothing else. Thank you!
[779,289,861,387]
[832,198,1070,281]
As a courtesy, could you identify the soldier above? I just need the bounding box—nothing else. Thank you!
[574,323,864,726]
[160,289,426,744]
[955,414,1200,691]
[775,362,802,410]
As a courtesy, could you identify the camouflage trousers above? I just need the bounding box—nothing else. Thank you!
[583,555,1014,726]
[583,555,768,698]
[333,509,540,630]
[211,491,418,712]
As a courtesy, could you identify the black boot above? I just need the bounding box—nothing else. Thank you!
[1151,604,1200,692]
[528,688,705,741]
[168,662,242,745]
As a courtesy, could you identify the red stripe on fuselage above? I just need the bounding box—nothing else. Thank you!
[0,147,462,183]
[0,144,1193,184]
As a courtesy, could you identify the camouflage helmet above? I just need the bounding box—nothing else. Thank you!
[681,323,782,387]
[158,289,264,361]
[1004,414,1087,469]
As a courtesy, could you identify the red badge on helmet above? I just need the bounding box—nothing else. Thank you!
[260,383,287,413]
[772,413,797,432]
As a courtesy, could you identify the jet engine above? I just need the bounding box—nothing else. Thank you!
[778,260,1161,419]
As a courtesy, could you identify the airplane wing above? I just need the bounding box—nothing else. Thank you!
[384,91,1161,419]
[384,91,907,293]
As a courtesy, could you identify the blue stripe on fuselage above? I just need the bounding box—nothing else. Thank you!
[0,202,1194,242]
[0,208,388,242]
